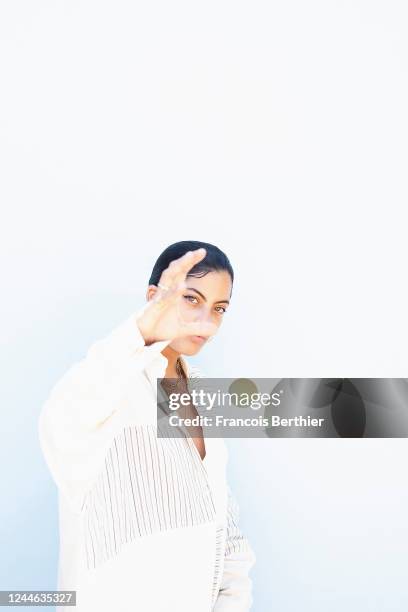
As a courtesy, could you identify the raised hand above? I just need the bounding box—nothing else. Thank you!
[136,248,218,344]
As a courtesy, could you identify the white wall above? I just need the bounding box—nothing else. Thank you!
[1,1,407,610]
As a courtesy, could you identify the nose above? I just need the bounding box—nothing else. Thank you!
[194,305,214,325]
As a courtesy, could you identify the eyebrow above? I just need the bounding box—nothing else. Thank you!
[185,287,230,305]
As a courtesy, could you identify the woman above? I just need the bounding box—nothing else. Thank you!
[38,240,256,612]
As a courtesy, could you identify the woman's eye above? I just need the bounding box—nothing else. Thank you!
[183,295,199,304]
[215,306,227,314]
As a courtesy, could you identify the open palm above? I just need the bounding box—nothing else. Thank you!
[136,248,218,343]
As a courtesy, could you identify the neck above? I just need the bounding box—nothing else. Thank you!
[162,345,181,378]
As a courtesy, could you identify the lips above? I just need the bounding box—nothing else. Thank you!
[190,335,207,344]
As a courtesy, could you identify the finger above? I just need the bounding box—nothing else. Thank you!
[178,247,207,273]
[151,280,185,309]
[159,248,206,287]
[160,250,204,285]
[179,320,218,338]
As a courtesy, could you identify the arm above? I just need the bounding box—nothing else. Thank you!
[38,304,170,513]
[214,484,256,611]
[39,249,219,514]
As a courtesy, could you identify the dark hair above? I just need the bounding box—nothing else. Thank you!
[148,240,234,288]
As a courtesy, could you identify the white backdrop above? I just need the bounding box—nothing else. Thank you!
[1,1,408,610]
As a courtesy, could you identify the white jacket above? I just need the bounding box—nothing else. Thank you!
[38,305,256,611]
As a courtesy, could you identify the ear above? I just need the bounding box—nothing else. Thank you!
[146,284,159,301]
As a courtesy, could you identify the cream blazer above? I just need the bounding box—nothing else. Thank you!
[38,304,256,611]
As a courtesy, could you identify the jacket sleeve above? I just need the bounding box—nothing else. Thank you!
[38,304,171,513]
[213,484,256,611]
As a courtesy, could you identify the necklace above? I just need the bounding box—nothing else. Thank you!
[160,357,186,392]
[176,357,186,379]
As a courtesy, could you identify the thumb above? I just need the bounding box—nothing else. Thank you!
[180,321,218,338]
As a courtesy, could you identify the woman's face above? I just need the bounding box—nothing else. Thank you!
[169,269,232,356]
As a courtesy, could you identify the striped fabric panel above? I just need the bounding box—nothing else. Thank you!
[83,423,216,569]
[211,524,227,607]
[224,486,252,557]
